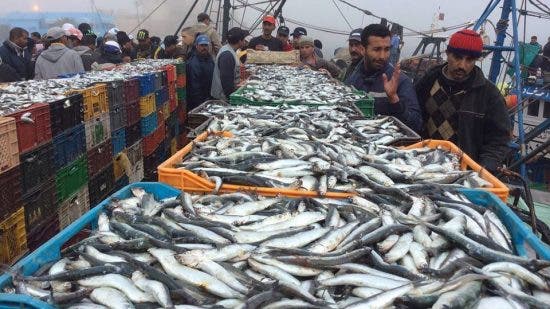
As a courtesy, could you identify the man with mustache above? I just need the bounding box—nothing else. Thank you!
[345,24,422,133]
[341,28,364,81]
[415,29,511,172]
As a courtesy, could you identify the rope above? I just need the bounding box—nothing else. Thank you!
[129,0,170,34]
[331,0,353,30]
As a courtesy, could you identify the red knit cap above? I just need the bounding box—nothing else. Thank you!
[447,29,483,58]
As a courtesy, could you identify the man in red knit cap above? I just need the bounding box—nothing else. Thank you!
[415,29,511,172]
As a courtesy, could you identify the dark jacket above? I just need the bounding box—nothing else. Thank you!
[415,64,511,171]
[345,60,422,133]
[341,58,361,82]
[186,52,215,110]
[0,40,32,80]
[73,46,94,71]
[0,56,19,82]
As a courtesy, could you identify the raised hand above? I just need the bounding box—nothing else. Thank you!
[382,63,401,104]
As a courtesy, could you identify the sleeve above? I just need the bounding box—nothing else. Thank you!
[74,53,85,73]
[211,31,222,55]
[218,51,236,98]
[388,76,423,133]
[34,60,43,80]
[323,59,342,79]
[248,37,259,50]
[478,89,511,171]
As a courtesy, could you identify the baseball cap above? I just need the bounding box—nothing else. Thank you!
[46,27,66,41]
[104,40,121,54]
[164,35,178,47]
[277,26,290,36]
[348,28,362,42]
[291,27,307,37]
[107,28,120,36]
[116,31,131,45]
[137,29,149,41]
[196,34,210,45]
[62,23,75,32]
[263,15,276,25]
[299,36,314,48]
[227,27,249,42]
[67,28,83,41]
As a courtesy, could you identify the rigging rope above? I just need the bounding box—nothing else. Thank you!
[331,0,353,30]
[129,0,170,34]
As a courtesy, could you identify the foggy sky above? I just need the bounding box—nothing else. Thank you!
[3,0,548,57]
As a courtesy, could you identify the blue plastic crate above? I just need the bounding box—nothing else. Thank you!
[459,189,550,259]
[0,182,180,309]
[53,124,86,170]
[138,73,155,96]
[140,112,158,137]
[155,87,168,109]
[111,128,126,155]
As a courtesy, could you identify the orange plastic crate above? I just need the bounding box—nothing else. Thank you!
[403,140,510,202]
[158,131,354,198]
[0,117,19,174]
[164,65,176,83]
[176,75,186,88]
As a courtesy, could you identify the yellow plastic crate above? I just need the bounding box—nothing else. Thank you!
[0,207,28,265]
[67,84,108,121]
[139,94,156,117]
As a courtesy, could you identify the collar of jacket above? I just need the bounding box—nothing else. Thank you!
[5,40,24,55]
[357,59,395,80]
[428,63,487,89]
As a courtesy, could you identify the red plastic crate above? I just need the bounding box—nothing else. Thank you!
[176,75,186,88]
[168,83,177,112]
[6,103,52,153]
[142,124,166,157]
[123,78,140,104]
[125,98,141,126]
[164,65,176,83]
[177,103,187,124]
[87,138,113,178]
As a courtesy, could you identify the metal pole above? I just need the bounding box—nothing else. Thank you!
[222,0,231,41]
[273,0,287,19]
[487,0,510,83]
[473,0,502,30]
[509,0,527,177]
[174,0,200,37]
[204,0,212,13]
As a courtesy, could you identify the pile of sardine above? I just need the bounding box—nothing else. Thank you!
[6,187,550,308]
[238,65,365,104]
[178,125,492,192]
[202,110,413,145]
[0,59,178,113]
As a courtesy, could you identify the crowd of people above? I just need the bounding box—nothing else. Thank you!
[0,12,547,172]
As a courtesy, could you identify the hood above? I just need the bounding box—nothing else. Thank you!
[40,44,69,63]
[73,46,91,55]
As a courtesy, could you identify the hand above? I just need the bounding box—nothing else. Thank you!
[382,63,401,104]
[255,45,266,51]
[318,68,330,76]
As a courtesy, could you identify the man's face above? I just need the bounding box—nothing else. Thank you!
[348,40,363,62]
[363,35,390,71]
[203,19,210,26]
[196,43,209,56]
[531,37,537,44]
[138,38,150,50]
[262,22,275,36]
[166,44,176,54]
[300,44,314,58]
[292,35,301,45]
[277,33,288,44]
[181,32,194,46]
[123,41,133,51]
[14,33,29,48]
[445,51,477,81]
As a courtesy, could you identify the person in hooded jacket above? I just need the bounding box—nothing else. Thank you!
[34,27,84,79]
[74,31,97,71]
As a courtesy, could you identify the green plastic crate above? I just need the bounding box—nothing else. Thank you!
[177,88,186,101]
[230,86,374,115]
[175,62,185,75]
[55,155,88,202]
[354,92,375,118]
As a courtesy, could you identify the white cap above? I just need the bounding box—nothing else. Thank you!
[108,27,120,35]
[62,23,75,31]
[104,40,121,49]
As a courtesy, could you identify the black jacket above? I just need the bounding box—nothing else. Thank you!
[0,40,32,80]
[0,56,19,82]
[186,53,215,110]
[415,64,511,171]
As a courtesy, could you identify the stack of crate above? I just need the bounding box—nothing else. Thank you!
[49,93,88,240]
[175,61,189,148]
[139,72,165,181]
[0,116,27,264]
[65,84,112,209]
[164,65,179,156]
[4,102,56,252]
[106,80,130,192]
